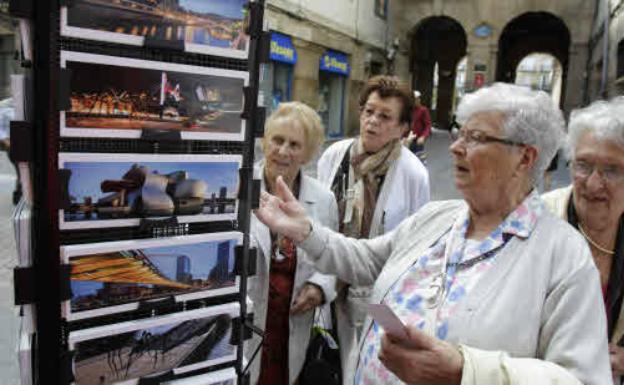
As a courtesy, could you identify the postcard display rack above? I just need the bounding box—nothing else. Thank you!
[10,1,270,384]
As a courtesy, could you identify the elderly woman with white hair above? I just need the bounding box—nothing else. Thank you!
[247,101,338,385]
[255,83,612,385]
[543,97,624,381]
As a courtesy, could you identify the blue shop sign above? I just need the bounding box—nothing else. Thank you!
[270,32,297,65]
[319,50,350,76]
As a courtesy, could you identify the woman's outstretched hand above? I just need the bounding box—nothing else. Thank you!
[255,176,312,243]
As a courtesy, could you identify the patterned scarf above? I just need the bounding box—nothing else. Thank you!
[341,138,402,238]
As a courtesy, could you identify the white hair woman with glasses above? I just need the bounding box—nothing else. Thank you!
[255,83,612,385]
[543,97,624,382]
[247,102,338,385]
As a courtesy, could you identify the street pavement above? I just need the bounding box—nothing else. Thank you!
[0,151,20,385]
[0,132,571,385]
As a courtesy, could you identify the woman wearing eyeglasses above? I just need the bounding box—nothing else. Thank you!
[316,75,430,385]
[255,83,611,385]
[542,97,624,383]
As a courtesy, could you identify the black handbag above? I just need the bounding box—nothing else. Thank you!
[299,303,342,385]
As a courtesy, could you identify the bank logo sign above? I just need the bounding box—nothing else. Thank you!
[270,32,298,65]
[320,50,350,76]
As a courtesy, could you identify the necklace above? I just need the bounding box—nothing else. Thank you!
[578,223,615,255]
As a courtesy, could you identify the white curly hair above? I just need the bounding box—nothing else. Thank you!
[456,82,565,182]
[566,96,624,159]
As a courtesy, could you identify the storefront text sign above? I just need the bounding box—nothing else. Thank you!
[270,32,297,65]
[319,50,350,76]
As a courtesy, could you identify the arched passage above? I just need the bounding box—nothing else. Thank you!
[496,12,570,107]
[411,16,467,129]
[514,53,563,107]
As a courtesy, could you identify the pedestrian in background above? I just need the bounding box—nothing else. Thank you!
[316,75,430,385]
[406,90,431,163]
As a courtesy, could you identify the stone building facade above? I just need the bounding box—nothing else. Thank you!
[586,0,624,100]
[265,0,604,133]
[263,0,393,137]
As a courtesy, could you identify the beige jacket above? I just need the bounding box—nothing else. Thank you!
[301,199,612,385]
[543,185,624,347]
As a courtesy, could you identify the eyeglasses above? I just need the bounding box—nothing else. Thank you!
[571,160,624,184]
[451,129,524,148]
[360,106,399,125]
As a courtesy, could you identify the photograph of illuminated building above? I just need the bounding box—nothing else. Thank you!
[69,303,239,385]
[60,51,247,141]
[61,0,249,58]
[61,232,242,320]
[58,153,241,230]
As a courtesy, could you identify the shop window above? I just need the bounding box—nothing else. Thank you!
[374,0,388,19]
[318,72,346,138]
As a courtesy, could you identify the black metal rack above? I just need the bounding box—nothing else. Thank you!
[10,0,267,384]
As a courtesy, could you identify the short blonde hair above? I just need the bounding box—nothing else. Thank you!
[261,101,325,163]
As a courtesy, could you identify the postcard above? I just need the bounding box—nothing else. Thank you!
[61,0,249,59]
[60,51,247,141]
[69,303,239,385]
[58,153,241,230]
[62,232,242,321]
[160,367,237,385]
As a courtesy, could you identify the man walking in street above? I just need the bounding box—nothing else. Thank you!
[407,90,431,163]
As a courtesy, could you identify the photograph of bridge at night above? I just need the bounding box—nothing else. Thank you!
[58,153,241,230]
[62,233,242,320]
[62,0,249,58]
[69,304,239,385]
[60,51,248,141]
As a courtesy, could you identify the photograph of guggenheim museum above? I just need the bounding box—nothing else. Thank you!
[64,0,248,54]
[59,154,240,225]
[67,237,239,318]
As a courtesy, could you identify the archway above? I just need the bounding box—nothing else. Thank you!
[514,53,563,107]
[496,12,570,108]
[411,16,467,129]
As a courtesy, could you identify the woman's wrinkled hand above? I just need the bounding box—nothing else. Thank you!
[255,175,312,243]
[291,283,324,315]
[609,343,624,376]
[379,325,464,385]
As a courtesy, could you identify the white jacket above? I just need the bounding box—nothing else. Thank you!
[316,138,430,384]
[300,200,612,385]
[317,138,430,237]
[247,163,339,385]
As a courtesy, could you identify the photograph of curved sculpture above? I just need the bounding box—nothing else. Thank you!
[61,232,242,321]
[60,51,248,141]
[68,303,239,385]
[61,0,249,58]
[58,153,241,230]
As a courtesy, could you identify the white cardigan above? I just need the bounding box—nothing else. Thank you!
[300,200,612,385]
[247,164,339,385]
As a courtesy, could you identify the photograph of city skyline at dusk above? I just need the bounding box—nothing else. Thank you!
[59,153,241,230]
[62,233,242,320]
[61,0,249,58]
[61,51,247,141]
[69,304,239,385]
